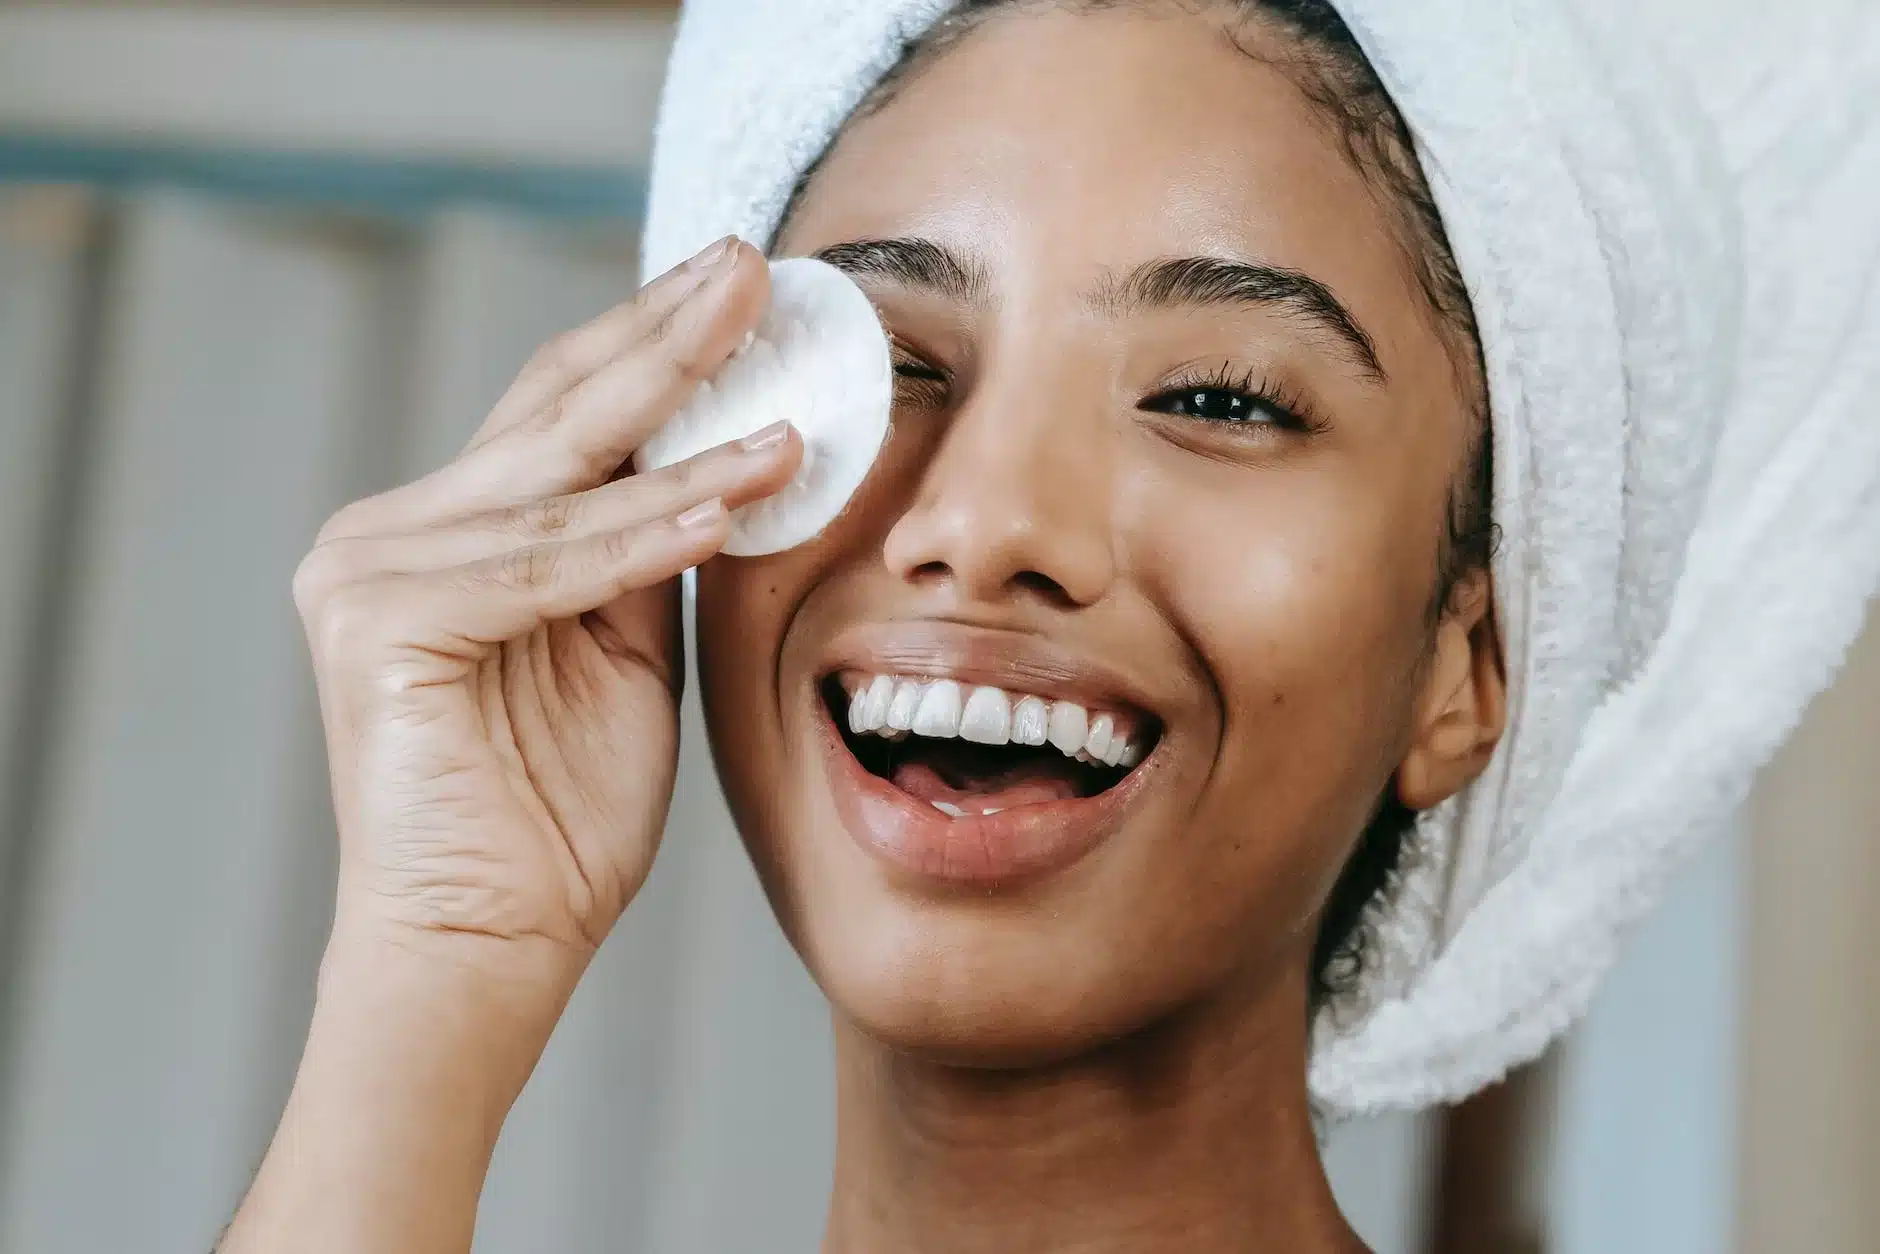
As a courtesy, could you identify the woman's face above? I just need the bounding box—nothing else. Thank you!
[695,4,1498,1064]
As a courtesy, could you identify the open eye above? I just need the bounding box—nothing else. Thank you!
[1139,363,1323,434]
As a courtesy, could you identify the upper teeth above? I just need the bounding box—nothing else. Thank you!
[845,675,1146,768]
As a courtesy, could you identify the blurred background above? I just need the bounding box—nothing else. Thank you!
[0,3,1872,1252]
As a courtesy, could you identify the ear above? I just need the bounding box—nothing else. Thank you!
[1397,569,1506,811]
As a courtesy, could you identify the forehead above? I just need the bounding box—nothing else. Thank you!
[781,6,1419,340]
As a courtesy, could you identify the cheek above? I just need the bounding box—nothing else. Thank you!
[695,560,801,828]
[1131,463,1435,906]
[697,565,782,705]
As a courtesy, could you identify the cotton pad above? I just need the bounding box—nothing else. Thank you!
[634,256,894,557]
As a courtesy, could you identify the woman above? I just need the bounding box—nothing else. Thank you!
[221,0,1880,1250]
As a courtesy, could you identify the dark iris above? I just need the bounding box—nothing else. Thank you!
[1166,388,1262,423]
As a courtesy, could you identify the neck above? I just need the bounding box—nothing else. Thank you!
[822,963,1366,1254]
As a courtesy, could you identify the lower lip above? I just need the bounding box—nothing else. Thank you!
[814,695,1157,887]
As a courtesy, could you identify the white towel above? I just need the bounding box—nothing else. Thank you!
[642,0,1880,1117]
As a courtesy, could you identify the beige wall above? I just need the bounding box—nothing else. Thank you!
[1742,606,1880,1252]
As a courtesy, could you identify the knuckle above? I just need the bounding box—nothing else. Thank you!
[488,501,536,539]
[314,500,371,546]
[554,427,625,486]
[524,332,580,383]
[533,494,580,538]
[533,394,620,486]
[663,343,712,390]
[642,306,680,346]
[309,580,390,666]
[657,456,698,497]
[292,538,363,617]
[499,542,561,592]
[523,385,572,438]
[291,552,331,617]
[595,526,644,567]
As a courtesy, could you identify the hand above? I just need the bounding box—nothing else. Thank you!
[296,235,795,973]
[221,237,796,1254]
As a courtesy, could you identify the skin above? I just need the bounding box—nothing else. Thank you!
[223,6,1503,1254]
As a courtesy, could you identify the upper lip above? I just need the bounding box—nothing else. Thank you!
[818,618,1165,726]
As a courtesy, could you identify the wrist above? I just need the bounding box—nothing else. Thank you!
[317,934,573,1092]
[318,909,590,1029]
[308,913,589,1133]
[221,920,586,1253]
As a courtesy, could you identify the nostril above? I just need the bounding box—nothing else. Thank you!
[901,562,1079,608]
[1012,568,1074,606]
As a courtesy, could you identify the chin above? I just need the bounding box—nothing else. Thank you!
[806,897,1175,1070]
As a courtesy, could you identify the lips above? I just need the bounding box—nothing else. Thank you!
[808,622,1166,886]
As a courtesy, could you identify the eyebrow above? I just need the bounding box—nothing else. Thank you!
[813,238,990,306]
[1103,255,1386,383]
[814,236,1385,384]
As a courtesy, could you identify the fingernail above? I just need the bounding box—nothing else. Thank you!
[675,498,726,530]
[739,420,791,452]
[652,236,737,292]
[693,235,738,271]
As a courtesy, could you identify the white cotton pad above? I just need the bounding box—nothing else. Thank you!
[634,255,893,557]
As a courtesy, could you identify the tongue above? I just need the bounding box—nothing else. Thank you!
[884,738,1094,812]
[891,760,1080,811]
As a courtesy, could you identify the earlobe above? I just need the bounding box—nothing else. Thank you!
[1397,572,1506,812]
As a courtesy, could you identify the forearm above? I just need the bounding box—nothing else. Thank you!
[219,927,581,1254]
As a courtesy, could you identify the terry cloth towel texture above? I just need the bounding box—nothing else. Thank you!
[641,0,1880,1118]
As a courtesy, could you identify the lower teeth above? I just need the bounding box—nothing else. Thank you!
[929,801,1005,818]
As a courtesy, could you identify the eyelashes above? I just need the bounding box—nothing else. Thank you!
[889,344,1328,437]
[1138,361,1327,435]
[890,342,949,407]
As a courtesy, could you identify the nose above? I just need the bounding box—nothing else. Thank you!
[881,374,1117,609]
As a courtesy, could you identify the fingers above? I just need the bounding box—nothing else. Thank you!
[305,421,801,582]
[323,236,771,543]
[440,259,768,511]
[426,501,730,647]
[466,234,743,450]
[295,418,801,677]
[456,235,771,504]
[299,499,729,676]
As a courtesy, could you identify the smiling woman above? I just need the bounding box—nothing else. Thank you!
[215,0,1880,1249]
[683,7,1499,1244]
[703,0,1496,1067]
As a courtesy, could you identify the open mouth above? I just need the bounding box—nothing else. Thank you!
[820,671,1162,819]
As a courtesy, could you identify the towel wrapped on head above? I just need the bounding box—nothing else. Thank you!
[643,0,1880,1117]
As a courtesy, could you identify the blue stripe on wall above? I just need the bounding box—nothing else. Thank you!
[0,133,644,221]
